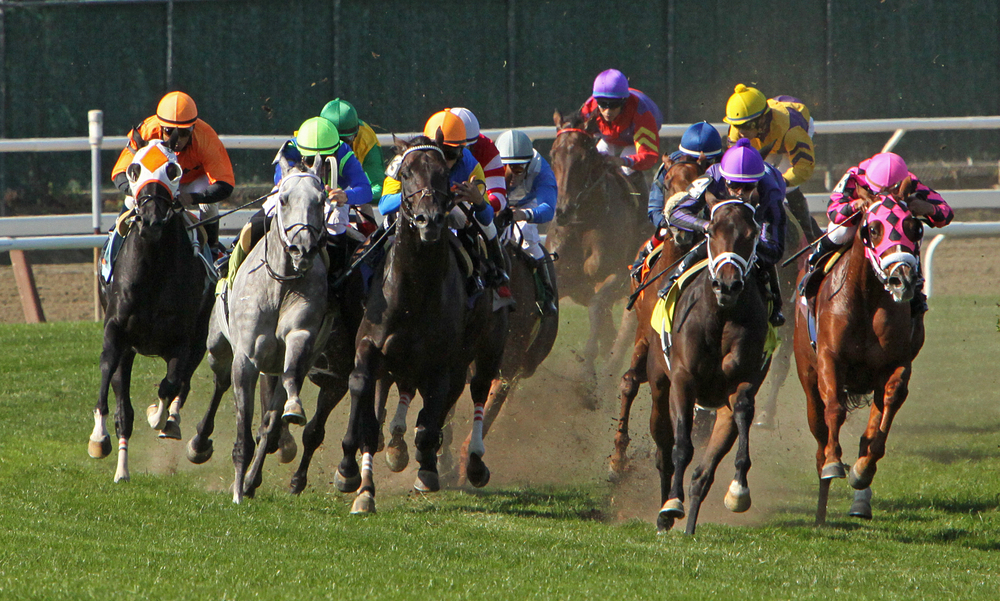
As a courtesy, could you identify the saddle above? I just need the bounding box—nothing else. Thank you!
[798,249,845,299]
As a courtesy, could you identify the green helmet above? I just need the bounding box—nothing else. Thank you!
[295,117,340,155]
[320,98,359,137]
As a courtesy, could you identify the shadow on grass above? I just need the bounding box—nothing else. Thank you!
[893,421,1000,436]
[407,486,611,522]
[910,446,1000,465]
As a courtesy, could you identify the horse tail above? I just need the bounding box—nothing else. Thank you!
[845,390,874,412]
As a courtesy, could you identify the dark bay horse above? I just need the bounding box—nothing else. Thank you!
[649,198,772,534]
[549,111,649,403]
[793,188,926,524]
[89,141,213,482]
[337,135,508,514]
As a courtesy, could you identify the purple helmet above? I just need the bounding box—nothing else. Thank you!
[592,69,629,99]
[719,138,766,183]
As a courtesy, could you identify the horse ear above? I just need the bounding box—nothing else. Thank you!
[897,175,915,199]
[856,183,875,204]
[277,153,293,179]
[434,127,445,147]
[126,163,141,184]
[583,115,599,135]
[393,134,406,154]
[553,110,563,128]
[309,152,323,176]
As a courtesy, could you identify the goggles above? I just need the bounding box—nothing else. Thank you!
[725,180,757,193]
[442,144,464,161]
[596,97,626,110]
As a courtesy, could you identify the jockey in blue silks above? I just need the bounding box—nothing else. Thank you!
[661,137,787,326]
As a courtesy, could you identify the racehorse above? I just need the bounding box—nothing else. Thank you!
[548,111,649,405]
[336,134,508,514]
[226,156,330,503]
[649,197,772,534]
[89,140,214,482]
[793,185,925,524]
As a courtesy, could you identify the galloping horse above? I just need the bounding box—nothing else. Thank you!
[650,197,772,534]
[227,157,330,503]
[337,135,508,514]
[549,111,649,402]
[89,140,214,482]
[793,187,926,524]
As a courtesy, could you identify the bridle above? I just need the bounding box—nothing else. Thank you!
[133,184,181,228]
[397,144,453,222]
[263,171,326,281]
[706,200,760,281]
[860,197,922,291]
[553,127,607,221]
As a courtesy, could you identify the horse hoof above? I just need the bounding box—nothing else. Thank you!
[820,461,847,480]
[146,403,168,430]
[848,462,873,490]
[114,470,130,483]
[277,437,297,464]
[385,434,409,473]
[723,480,752,513]
[656,513,675,534]
[282,399,307,426]
[659,498,685,519]
[334,468,361,493]
[350,490,376,515]
[88,436,112,459]
[414,470,440,493]
[289,474,306,496]
[186,438,214,464]
[466,453,491,488]
[158,419,182,440]
[849,487,873,519]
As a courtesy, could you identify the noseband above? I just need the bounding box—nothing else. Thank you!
[264,171,326,281]
[706,200,759,280]
[398,145,452,222]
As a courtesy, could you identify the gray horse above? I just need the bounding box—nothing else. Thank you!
[219,157,330,504]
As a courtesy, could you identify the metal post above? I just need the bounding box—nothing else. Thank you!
[923,233,946,298]
[506,0,516,126]
[89,110,103,321]
[166,0,174,89]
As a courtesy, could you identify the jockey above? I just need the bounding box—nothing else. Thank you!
[448,107,509,213]
[380,110,507,290]
[631,121,724,278]
[662,138,788,326]
[809,151,953,314]
[496,129,558,315]
[224,116,372,282]
[111,91,234,255]
[321,98,384,203]
[579,69,662,177]
[724,83,821,239]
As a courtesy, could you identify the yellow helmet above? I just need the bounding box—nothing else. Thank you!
[724,84,767,125]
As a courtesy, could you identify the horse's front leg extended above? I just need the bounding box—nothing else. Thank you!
[385,386,415,473]
[723,382,756,515]
[610,337,649,483]
[459,376,516,487]
[147,355,183,434]
[111,350,136,483]
[340,340,381,508]
[91,324,126,460]
[816,352,848,479]
[291,379,349,495]
[231,353,259,504]
[664,372,696,521]
[279,330,316,426]
[412,375,451,494]
[686,405,739,535]
[850,363,911,492]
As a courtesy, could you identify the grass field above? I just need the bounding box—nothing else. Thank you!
[0,297,998,600]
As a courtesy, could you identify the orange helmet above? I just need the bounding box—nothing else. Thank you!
[156,91,198,128]
[423,110,466,146]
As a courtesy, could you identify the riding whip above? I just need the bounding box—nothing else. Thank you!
[626,239,706,311]
[186,189,277,231]
[331,221,396,289]
[780,209,862,267]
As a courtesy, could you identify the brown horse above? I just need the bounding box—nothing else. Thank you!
[548,110,649,404]
[793,187,926,524]
[649,198,772,534]
[336,135,509,513]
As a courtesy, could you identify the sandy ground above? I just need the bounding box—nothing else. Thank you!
[2,238,997,529]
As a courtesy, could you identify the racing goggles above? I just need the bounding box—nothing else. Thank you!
[596,97,626,110]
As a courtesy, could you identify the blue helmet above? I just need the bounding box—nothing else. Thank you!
[678,121,722,158]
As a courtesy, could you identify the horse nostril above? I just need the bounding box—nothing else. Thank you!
[712,280,722,291]
[731,281,743,294]
[889,276,902,287]
[431,213,443,226]
[415,214,428,226]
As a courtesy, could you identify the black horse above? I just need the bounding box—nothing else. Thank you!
[337,134,509,513]
[89,141,214,482]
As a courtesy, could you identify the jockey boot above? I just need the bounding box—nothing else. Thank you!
[658,244,707,298]
[204,221,225,259]
[630,238,657,282]
[807,235,840,270]
[100,229,125,284]
[483,235,510,289]
[786,188,822,239]
[911,277,929,316]
[532,257,558,316]
[764,263,785,327]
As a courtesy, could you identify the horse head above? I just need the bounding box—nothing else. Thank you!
[395,134,453,243]
[859,185,923,302]
[550,110,603,224]
[705,196,760,308]
[125,140,183,241]
[274,154,327,274]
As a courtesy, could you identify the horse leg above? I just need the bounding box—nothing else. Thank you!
[231,353,258,504]
[754,335,792,430]
[686,405,740,535]
[804,357,845,524]
[91,324,126,461]
[437,396,460,486]
[723,383,757,514]
[663,373,696,528]
[385,387,415,473]
[290,379,349,494]
[243,379,284,498]
[147,355,183,433]
[111,350,136,483]
[606,304,638,379]
[338,340,380,497]
[412,376,451,493]
[187,345,232,464]
[277,331,313,426]
[458,375,516,486]
[374,376,392,452]
[648,370,676,533]
[462,357,501,489]
[610,340,648,483]
[577,274,619,409]
[850,364,911,494]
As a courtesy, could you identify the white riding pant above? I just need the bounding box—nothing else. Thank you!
[596,139,635,177]
[827,219,857,245]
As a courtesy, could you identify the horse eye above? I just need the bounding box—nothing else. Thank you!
[126,163,142,183]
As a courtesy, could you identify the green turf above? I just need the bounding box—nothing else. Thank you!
[0,298,997,600]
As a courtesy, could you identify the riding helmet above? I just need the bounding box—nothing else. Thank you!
[496,130,534,165]
[448,107,481,145]
[724,84,768,126]
[156,91,198,128]
[423,111,467,146]
[320,98,359,138]
[592,69,629,99]
[719,138,766,182]
[679,121,723,158]
[864,152,909,192]
[295,117,341,155]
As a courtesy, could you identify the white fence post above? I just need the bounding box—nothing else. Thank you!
[88,110,104,322]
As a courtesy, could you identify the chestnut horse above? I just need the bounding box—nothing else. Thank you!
[649,198,772,535]
[548,111,649,403]
[793,189,926,524]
